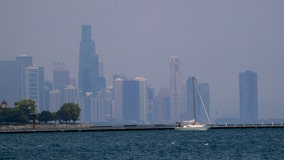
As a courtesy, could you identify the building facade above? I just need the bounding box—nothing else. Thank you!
[53,62,69,91]
[186,77,210,123]
[0,60,21,105]
[49,90,63,112]
[169,56,185,122]
[26,66,45,112]
[16,55,33,99]
[123,80,140,123]
[112,77,124,122]
[78,25,105,96]
[198,83,210,123]
[239,70,258,123]
[134,77,148,123]
[158,86,170,123]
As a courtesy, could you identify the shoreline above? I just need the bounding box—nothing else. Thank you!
[1,123,284,134]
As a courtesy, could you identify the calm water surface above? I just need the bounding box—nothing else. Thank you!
[1,128,284,159]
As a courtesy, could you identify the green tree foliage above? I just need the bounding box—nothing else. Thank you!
[14,99,37,121]
[38,111,54,124]
[0,100,81,125]
[57,103,81,123]
[0,107,28,124]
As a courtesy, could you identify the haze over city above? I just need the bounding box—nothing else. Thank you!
[0,0,284,120]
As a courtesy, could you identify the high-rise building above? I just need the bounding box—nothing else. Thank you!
[44,80,53,111]
[134,77,148,123]
[0,55,33,105]
[122,77,148,123]
[186,77,196,120]
[0,60,21,105]
[78,25,105,95]
[198,83,210,123]
[147,85,159,124]
[169,56,185,122]
[123,80,140,123]
[158,86,170,123]
[239,70,258,123]
[26,66,45,112]
[186,77,210,123]
[16,55,33,99]
[112,77,125,122]
[63,84,79,104]
[49,90,63,112]
[77,93,96,122]
[94,87,113,122]
[53,62,69,90]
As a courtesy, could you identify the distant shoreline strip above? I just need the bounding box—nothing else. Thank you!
[1,125,284,134]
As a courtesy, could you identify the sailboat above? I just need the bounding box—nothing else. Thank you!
[175,77,211,131]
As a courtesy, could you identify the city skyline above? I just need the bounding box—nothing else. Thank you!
[1,1,284,119]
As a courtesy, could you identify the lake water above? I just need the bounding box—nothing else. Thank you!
[1,128,284,159]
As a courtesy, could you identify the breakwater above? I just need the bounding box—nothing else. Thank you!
[1,123,284,134]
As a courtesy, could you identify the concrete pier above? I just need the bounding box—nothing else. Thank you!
[1,124,284,134]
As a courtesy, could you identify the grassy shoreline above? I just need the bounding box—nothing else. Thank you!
[0,123,92,131]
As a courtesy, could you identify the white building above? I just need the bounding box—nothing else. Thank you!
[26,66,45,112]
[112,78,124,122]
[169,56,185,122]
[134,77,148,123]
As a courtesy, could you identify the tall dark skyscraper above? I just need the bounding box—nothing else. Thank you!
[78,25,105,95]
[239,70,258,123]
[0,60,21,105]
[123,80,140,123]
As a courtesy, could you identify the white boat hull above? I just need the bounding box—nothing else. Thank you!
[175,124,210,131]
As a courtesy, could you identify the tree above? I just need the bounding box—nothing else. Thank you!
[58,103,81,123]
[38,111,53,124]
[14,99,37,121]
[6,108,29,124]
[0,108,28,124]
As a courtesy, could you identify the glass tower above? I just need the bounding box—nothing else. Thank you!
[16,55,33,99]
[26,66,45,112]
[169,56,185,122]
[78,25,105,95]
[239,70,258,123]
[123,80,140,123]
[53,62,69,91]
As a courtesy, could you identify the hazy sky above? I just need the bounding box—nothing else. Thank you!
[1,0,284,120]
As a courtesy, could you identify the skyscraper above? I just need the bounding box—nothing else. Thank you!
[16,55,33,99]
[112,77,125,122]
[158,86,170,123]
[49,90,62,112]
[239,70,258,123]
[123,80,140,123]
[0,55,32,105]
[94,87,113,122]
[169,56,185,122]
[78,25,105,95]
[63,84,79,104]
[186,77,196,120]
[53,62,69,90]
[134,77,148,123]
[186,77,210,123]
[198,83,210,123]
[77,93,95,122]
[26,66,45,112]
[0,60,21,105]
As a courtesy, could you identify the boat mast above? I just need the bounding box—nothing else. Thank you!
[192,77,196,124]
